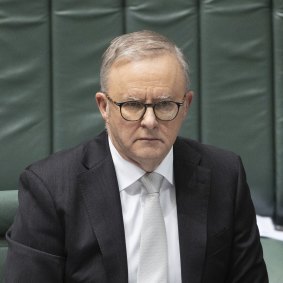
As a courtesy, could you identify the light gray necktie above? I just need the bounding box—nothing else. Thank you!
[137,172,168,283]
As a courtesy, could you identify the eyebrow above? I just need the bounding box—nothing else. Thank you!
[126,96,142,101]
[125,95,173,101]
[156,95,172,100]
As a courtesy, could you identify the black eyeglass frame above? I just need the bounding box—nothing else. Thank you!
[103,92,186,121]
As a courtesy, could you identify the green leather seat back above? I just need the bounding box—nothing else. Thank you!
[0,0,51,190]
[201,0,274,216]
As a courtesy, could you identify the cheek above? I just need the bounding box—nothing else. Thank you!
[109,118,137,142]
[161,122,180,137]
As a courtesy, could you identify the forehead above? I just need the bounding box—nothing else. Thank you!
[107,54,186,98]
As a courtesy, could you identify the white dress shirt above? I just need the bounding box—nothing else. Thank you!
[109,138,182,283]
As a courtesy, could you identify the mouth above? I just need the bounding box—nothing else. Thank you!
[137,137,162,142]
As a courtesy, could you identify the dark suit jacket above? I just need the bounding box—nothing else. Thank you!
[4,131,268,282]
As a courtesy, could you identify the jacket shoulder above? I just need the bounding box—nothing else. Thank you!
[175,136,241,171]
[25,131,108,180]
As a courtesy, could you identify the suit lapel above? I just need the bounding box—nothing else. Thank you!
[78,132,128,283]
[174,138,211,283]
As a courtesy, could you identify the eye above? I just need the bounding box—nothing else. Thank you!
[155,101,175,111]
[123,101,144,111]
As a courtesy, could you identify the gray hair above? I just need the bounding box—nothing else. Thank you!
[100,30,190,92]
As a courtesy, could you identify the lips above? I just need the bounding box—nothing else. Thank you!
[137,137,162,142]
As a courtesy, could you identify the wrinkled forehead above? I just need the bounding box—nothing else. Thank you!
[110,53,186,83]
[110,53,184,79]
[107,54,187,100]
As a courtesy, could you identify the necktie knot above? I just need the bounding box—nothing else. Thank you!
[141,172,163,194]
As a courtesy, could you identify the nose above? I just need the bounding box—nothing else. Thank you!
[140,106,158,129]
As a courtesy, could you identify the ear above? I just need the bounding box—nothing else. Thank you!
[183,90,193,116]
[96,92,108,121]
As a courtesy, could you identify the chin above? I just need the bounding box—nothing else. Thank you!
[135,148,167,161]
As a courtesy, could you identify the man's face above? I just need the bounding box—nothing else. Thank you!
[96,54,192,171]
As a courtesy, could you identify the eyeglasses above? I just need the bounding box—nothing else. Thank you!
[104,93,185,121]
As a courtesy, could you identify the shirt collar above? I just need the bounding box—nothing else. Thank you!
[108,137,174,192]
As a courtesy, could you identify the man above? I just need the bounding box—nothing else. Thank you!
[5,30,268,282]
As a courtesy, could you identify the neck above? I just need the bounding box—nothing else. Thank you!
[132,159,161,173]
